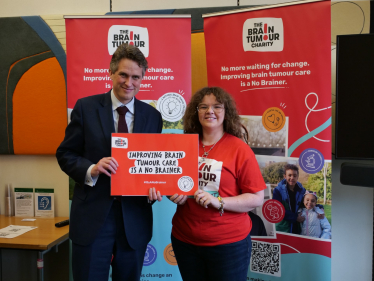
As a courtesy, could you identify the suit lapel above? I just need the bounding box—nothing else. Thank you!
[98,91,115,147]
[133,98,146,133]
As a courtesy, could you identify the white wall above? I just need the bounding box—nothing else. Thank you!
[0,0,372,280]
[113,0,237,12]
[332,158,373,281]
[0,155,69,217]
[0,0,108,17]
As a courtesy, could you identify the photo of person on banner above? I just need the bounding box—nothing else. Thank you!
[57,43,163,281]
[166,87,266,281]
[298,191,331,239]
[273,164,325,235]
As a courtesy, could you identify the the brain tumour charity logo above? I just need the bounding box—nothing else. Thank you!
[111,137,128,149]
[115,138,127,147]
[262,199,285,223]
[242,18,284,52]
[108,25,149,57]
[157,92,186,122]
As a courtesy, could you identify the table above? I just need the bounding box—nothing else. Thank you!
[0,215,69,281]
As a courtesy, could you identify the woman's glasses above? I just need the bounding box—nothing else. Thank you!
[197,104,225,113]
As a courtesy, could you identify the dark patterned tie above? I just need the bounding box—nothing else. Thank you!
[116,106,129,133]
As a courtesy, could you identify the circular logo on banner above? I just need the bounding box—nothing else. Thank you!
[143,244,157,266]
[163,243,178,265]
[262,107,286,132]
[178,176,194,192]
[157,92,186,122]
[299,148,325,174]
[262,199,285,223]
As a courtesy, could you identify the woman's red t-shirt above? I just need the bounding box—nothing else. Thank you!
[172,133,266,246]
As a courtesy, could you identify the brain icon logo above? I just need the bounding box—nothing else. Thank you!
[262,200,285,223]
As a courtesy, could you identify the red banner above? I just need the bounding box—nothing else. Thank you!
[65,16,191,113]
[204,1,331,159]
[65,16,192,281]
[204,2,331,280]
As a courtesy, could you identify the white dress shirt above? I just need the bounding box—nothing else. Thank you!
[85,90,135,186]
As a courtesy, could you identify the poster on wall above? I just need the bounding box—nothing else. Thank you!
[204,0,331,159]
[204,1,331,280]
[65,15,191,134]
[65,15,191,281]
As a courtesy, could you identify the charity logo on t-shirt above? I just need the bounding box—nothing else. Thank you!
[198,157,223,197]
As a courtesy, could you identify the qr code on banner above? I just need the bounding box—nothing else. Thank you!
[250,241,281,277]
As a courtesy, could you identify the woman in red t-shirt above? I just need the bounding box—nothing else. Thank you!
[167,87,266,281]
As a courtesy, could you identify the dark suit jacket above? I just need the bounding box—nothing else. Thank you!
[56,91,163,248]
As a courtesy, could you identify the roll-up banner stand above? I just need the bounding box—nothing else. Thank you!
[204,1,332,280]
[65,15,191,281]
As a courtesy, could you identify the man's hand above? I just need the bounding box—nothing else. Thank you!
[148,188,162,202]
[91,157,119,177]
[297,213,305,223]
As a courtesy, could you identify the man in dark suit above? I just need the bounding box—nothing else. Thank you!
[56,43,163,281]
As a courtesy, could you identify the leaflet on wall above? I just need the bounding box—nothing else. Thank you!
[14,188,34,217]
[111,134,198,196]
[34,188,55,217]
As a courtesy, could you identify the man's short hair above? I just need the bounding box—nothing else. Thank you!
[284,164,299,174]
[109,43,148,76]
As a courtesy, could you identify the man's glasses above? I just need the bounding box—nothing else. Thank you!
[197,104,225,113]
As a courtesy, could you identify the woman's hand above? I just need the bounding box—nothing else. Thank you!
[168,193,188,205]
[192,190,265,213]
[194,190,219,209]
[148,187,162,202]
